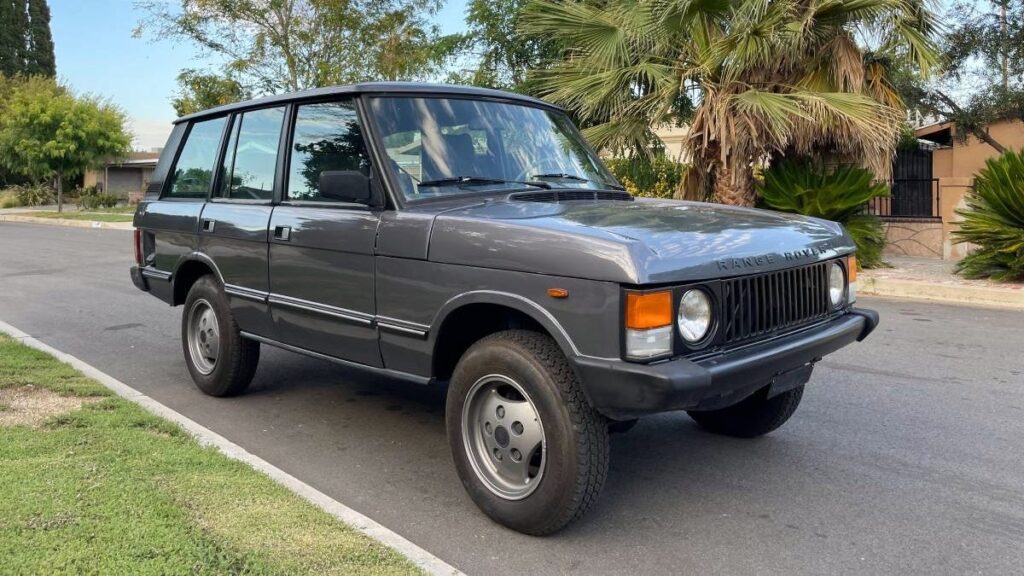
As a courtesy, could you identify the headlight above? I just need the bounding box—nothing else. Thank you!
[677,289,712,343]
[829,262,846,307]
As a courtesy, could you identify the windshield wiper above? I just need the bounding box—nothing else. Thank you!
[418,176,550,189]
[531,173,590,183]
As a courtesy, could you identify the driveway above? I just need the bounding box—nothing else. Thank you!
[2,222,1022,575]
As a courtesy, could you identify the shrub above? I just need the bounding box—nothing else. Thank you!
[13,184,55,206]
[77,186,120,210]
[953,149,1024,281]
[757,159,889,268]
[606,155,689,199]
[0,190,22,208]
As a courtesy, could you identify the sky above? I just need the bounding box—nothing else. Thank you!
[48,0,470,151]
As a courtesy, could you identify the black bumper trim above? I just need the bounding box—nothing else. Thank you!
[574,308,878,419]
[130,266,149,292]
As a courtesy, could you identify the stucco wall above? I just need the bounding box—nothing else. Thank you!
[938,120,1024,179]
[883,221,943,259]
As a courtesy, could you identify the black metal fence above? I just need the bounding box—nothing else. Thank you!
[866,178,940,220]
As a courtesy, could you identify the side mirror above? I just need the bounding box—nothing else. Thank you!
[318,170,373,204]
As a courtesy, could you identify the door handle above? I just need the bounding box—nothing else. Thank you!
[273,225,291,241]
[201,218,215,232]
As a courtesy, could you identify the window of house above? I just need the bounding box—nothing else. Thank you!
[165,117,227,199]
[215,107,285,200]
[286,100,369,202]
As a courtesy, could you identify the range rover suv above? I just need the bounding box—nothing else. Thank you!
[131,82,878,535]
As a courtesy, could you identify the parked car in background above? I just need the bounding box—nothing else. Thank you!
[130,83,878,535]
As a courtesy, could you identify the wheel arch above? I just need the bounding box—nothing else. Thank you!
[430,291,581,382]
[172,253,224,306]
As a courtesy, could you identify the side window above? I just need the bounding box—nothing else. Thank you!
[215,107,285,200]
[165,117,227,199]
[287,100,369,202]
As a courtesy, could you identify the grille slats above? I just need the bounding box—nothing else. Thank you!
[719,261,832,347]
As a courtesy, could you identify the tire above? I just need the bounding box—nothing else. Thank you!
[687,385,804,438]
[446,330,609,535]
[180,275,260,397]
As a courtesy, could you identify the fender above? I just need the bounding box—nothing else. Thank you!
[171,252,227,305]
[428,290,583,361]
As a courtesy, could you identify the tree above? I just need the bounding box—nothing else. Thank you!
[135,0,459,93]
[454,0,562,90]
[171,69,252,116]
[905,1,1024,153]
[521,0,940,206]
[25,0,56,77]
[0,0,55,77]
[0,78,132,212]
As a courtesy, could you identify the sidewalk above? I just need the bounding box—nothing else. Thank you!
[860,255,1024,309]
[0,206,133,230]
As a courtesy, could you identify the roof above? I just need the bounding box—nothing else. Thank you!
[915,121,954,146]
[174,82,562,124]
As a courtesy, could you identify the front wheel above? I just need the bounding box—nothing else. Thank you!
[446,330,609,535]
[181,275,260,397]
[687,385,804,438]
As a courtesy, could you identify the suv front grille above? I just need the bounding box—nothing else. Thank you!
[720,261,834,345]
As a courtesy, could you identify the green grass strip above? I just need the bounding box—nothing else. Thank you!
[0,335,423,575]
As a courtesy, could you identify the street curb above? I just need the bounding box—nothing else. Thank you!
[0,319,464,576]
[0,214,133,230]
[860,276,1024,310]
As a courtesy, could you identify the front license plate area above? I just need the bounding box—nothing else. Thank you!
[767,363,814,398]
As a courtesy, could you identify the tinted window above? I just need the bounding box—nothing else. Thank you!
[166,117,227,199]
[287,100,369,202]
[215,107,285,200]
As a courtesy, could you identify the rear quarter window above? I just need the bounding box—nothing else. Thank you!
[164,117,228,199]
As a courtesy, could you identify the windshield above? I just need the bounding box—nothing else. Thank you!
[368,96,621,200]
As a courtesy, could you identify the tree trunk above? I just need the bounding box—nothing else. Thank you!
[56,171,63,213]
[711,162,756,207]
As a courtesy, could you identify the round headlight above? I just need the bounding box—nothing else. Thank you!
[678,289,712,343]
[829,262,846,307]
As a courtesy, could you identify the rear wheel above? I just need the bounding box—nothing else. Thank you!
[181,275,260,397]
[446,330,608,535]
[687,385,804,438]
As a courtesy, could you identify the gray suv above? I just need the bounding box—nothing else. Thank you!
[131,82,878,535]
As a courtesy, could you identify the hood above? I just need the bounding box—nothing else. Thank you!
[427,197,855,284]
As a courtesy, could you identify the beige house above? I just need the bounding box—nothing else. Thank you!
[882,119,1024,261]
[653,124,691,162]
[83,151,161,203]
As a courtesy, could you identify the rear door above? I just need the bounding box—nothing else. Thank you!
[267,98,383,367]
[198,106,287,336]
[136,117,227,303]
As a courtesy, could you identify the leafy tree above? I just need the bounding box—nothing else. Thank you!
[453,0,561,90]
[0,78,132,212]
[135,0,459,93]
[905,1,1024,153]
[0,0,55,77]
[521,0,940,206]
[171,69,252,117]
[25,0,55,77]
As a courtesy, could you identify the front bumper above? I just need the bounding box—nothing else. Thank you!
[574,308,878,420]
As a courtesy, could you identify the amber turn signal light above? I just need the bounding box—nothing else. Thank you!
[547,288,569,299]
[626,291,672,330]
[847,255,858,282]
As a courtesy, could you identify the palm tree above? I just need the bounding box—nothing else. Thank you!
[520,0,940,205]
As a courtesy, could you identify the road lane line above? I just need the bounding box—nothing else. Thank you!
[0,319,464,576]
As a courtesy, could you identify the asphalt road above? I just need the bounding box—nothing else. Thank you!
[2,221,1023,575]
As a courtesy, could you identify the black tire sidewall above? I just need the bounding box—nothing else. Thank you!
[446,332,593,534]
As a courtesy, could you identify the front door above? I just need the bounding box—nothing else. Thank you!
[268,99,382,367]
[198,106,287,336]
